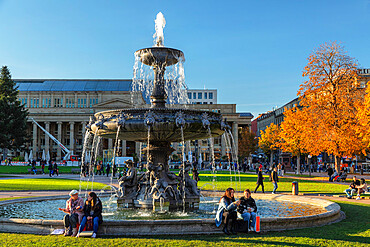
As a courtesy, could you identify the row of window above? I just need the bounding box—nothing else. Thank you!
[192,102,213,104]
[20,98,98,108]
[187,92,214,100]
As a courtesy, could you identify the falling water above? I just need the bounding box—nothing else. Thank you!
[111,126,121,187]
[207,127,217,192]
[180,126,186,213]
[79,130,91,194]
[131,12,189,108]
[222,133,234,188]
[227,130,241,193]
[147,126,151,163]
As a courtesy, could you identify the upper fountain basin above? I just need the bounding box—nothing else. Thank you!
[90,108,224,142]
[135,47,184,67]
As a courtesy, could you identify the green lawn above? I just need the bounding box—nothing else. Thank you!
[0,165,80,174]
[0,178,106,191]
[0,200,368,246]
[197,173,352,194]
[0,197,33,201]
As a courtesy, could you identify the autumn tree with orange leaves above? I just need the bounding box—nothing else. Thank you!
[259,123,280,166]
[356,79,370,151]
[238,127,258,161]
[279,106,309,174]
[298,42,364,172]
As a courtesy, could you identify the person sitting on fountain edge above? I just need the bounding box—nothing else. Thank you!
[76,191,103,238]
[215,187,240,235]
[237,189,257,232]
[58,190,84,236]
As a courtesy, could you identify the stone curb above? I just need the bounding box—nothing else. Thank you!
[0,194,342,236]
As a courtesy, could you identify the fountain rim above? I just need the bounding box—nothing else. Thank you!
[0,193,343,235]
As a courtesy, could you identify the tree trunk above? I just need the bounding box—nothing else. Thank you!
[297,154,301,174]
[334,155,340,173]
[270,150,274,167]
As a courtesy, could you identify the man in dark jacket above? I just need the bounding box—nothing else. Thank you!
[237,189,257,231]
[254,167,264,193]
[271,167,279,194]
[327,166,334,181]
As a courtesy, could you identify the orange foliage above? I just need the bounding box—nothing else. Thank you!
[297,42,364,171]
[258,123,280,153]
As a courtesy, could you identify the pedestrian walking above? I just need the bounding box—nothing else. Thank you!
[106,163,111,177]
[48,161,53,177]
[254,167,265,193]
[53,162,59,176]
[271,167,279,194]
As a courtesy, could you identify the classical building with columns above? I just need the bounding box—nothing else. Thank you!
[15,79,252,162]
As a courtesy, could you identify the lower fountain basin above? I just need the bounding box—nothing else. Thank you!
[0,193,342,235]
[90,108,224,142]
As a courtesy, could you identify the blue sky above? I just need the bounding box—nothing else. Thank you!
[0,0,369,118]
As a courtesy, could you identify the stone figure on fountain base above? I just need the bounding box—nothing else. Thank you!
[179,162,200,197]
[117,160,137,199]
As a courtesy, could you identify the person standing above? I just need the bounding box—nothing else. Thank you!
[271,167,279,194]
[76,191,103,238]
[48,161,53,177]
[106,162,111,177]
[41,161,45,175]
[58,190,84,236]
[53,162,59,176]
[254,167,265,193]
[327,166,334,182]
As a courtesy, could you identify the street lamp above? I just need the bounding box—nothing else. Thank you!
[308,154,312,176]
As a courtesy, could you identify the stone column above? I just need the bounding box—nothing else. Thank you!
[51,93,54,108]
[57,122,62,160]
[32,122,37,158]
[108,139,113,150]
[69,122,74,154]
[82,122,87,139]
[87,93,90,108]
[221,132,226,156]
[121,140,127,156]
[63,93,66,107]
[45,122,50,155]
[232,122,238,158]
[27,93,30,108]
[75,93,78,108]
[135,142,141,159]
[186,140,191,159]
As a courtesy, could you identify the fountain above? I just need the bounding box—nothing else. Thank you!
[87,12,224,210]
[0,13,344,236]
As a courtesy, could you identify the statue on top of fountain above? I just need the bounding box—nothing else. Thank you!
[179,162,200,197]
[117,160,138,199]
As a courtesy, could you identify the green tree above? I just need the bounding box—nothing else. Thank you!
[0,66,29,158]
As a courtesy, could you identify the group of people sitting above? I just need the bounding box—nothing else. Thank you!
[345,176,368,200]
[59,190,103,238]
[216,188,257,235]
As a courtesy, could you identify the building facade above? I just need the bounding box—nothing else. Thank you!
[14,79,252,162]
[186,89,217,105]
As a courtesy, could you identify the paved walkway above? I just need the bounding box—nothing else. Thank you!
[0,172,369,205]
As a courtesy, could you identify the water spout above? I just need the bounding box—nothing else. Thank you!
[153,12,166,47]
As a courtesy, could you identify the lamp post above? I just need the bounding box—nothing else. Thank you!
[308,154,312,177]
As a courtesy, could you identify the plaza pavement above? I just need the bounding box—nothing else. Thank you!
[0,172,369,204]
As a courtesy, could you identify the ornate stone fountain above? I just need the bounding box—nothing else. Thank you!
[87,13,225,210]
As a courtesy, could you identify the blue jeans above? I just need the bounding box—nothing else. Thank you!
[240,212,257,229]
[345,188,356,198]
[78,216,99,234]
[273,182,278,193]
